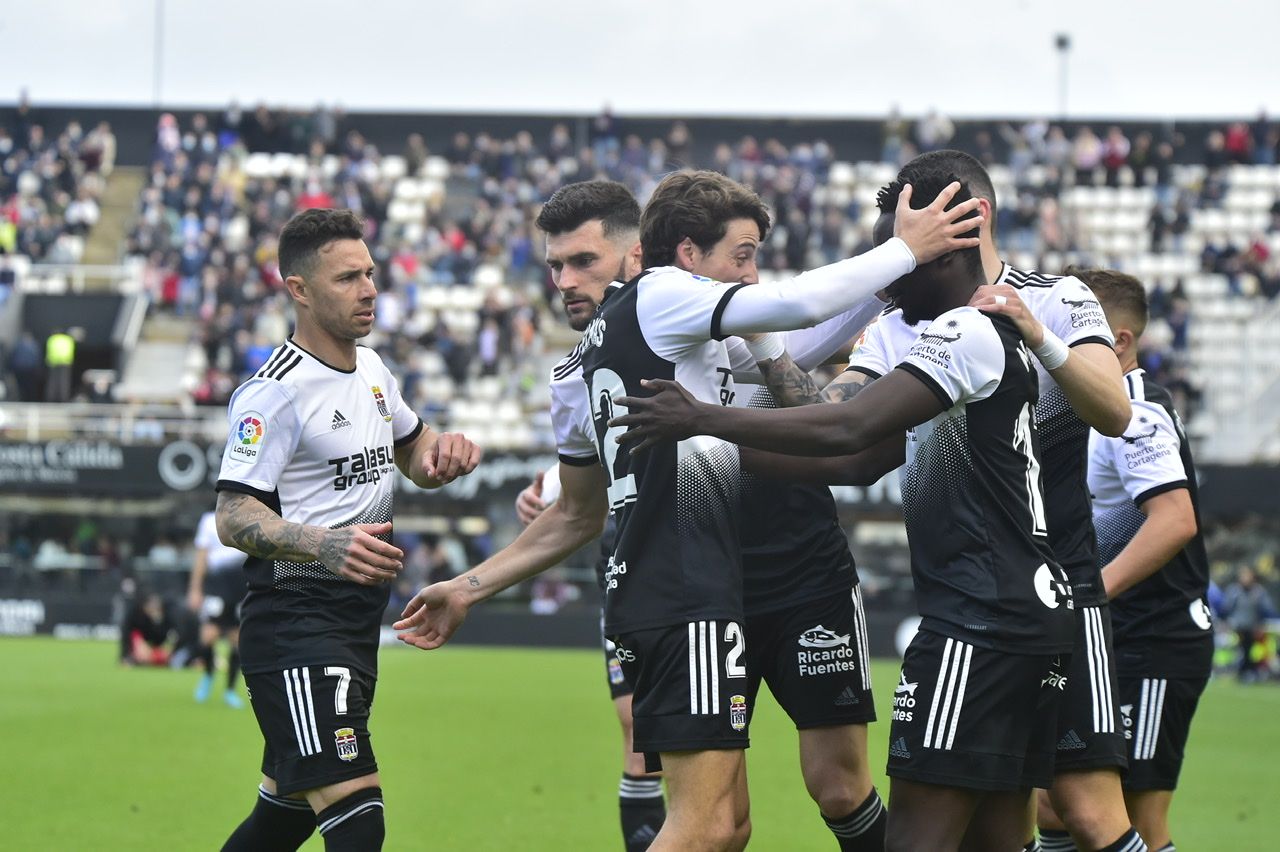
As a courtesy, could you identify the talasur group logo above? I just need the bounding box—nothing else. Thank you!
[231,411,266,459]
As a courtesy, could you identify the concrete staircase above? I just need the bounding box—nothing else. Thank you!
[82,166,145,267]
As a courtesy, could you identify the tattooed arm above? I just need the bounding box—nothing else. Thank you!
[756,351,825,407]
[215,490,404,586]
[821,368,875,403]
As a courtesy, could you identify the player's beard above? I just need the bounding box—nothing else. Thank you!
[563,256,628,332]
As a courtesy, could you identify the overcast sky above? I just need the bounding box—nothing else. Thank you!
[6,0,1276,119]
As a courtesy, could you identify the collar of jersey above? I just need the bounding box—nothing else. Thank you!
[286,336,358,374]
[993,261,1012,286]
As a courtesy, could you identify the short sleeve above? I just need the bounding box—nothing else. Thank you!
[847,315,894,379]
[1108,401,1189,505]
[216,378,302,500]
[193,512,219,551]
[549,366,598,466]
[635,268,746,359]
[1038,276,1116,349]
[383,370,425,447]
[897,307,1004,409]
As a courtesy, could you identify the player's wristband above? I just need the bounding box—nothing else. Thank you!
[745,333,787,363]
[1033,329,1070,370]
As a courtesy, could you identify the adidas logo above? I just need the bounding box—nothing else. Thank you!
[331,410,351,430]
[1057,729,1087,750]
[834,686,859,706]
[888,737,912,759]
[627,825,658,845]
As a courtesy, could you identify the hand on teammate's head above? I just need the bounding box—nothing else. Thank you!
[893,181,983,265]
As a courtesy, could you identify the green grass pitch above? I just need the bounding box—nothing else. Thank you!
[5,637,1277,849]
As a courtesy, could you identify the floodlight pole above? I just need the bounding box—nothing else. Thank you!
[1055,32,1072,120]
[153,0,165,107]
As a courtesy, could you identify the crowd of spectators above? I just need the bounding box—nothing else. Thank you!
[1,93,116,262]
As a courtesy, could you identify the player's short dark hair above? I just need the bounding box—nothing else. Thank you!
[278,208,365,280]
[1065,266,1149,337]
[640,170,771,269]
[535,180,640,240]
[903,149,998,223]
[876,167,983,277]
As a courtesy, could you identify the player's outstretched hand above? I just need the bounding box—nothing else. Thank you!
[515,471,547,527]
[970,284,1045,348]
[319,522,404,586]
[893,181,984,265]
[611,379,706,454]
[393,580,471,650]
[424,432,483,486]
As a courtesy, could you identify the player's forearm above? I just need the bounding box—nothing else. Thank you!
[454,501,605,605]
[692,398,869,457]
[717,239,915,336]
[1102,506,1197,599]
[215,491,327,563]
[1047,348,1131,437]
[755,351,824,407]
[187,552,208,594]
[742,436,901,485]
[781,296,886,370]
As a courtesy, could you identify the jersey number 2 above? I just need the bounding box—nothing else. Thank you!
[589,368,638,510]
[1013,402,1049,536]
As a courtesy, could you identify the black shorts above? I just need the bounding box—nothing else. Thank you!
[244,665,378,796]
[610,620,751,771]
[887,629,1066,791]
[201,570,248,630]
[745,586,876,729]
[1116,672,1209,791]
[1052,605,1128,772]
[601,611,633,701]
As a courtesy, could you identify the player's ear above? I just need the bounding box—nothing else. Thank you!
[674,237,698,272]
[285,274,308,305]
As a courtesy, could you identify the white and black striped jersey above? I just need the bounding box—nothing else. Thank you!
[736,380,857,616]
[863,306,1074,654]
[578,267,745,634]
[1088,370,1213,676]
[995,264,1117,607]
[216,338,424,677]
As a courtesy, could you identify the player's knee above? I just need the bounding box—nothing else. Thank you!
[730,813,752,851]
[315,786,384,851]
[801,761,866,817]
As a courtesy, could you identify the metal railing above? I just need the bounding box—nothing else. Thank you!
[0,402,226,445]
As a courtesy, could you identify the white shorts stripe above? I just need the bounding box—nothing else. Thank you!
[709,620,720,712]
[1145,679,1167,759]
[944,643,972,751]
[923,638,954,749]
[852,587,871,691]
[932,640,965,749]
[283,669,311,756]
[698,620,710,715]
[688,623,699,714]
[1085,608,1115,734]
[301,667,322,754]
[1134,678,1151,761]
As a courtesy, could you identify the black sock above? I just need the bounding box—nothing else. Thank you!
[198,644,215,673]
[822,788,886,852]
[1039,829,1077,852]
[316,786,384,851]
[226,649,241,690]
[1098,828,1148,852]
[619,773,664,851]
[221,785,315,851]
[1155,844,1175,852]
[1024,841,1043,852]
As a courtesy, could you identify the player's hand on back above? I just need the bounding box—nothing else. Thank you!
[318,522,404,586]
[611,378,707,454]
[423,432,483,486]
[393,579,471,650]
[893,181,984,264]
[970,284,1045,348]
[515,471,548,526]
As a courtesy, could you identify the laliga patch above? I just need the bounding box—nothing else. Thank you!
[608,657,625,685]
[729,694,748,732]
[370,386,392,422]
[334,727,359,762]
[231,411,266,459]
